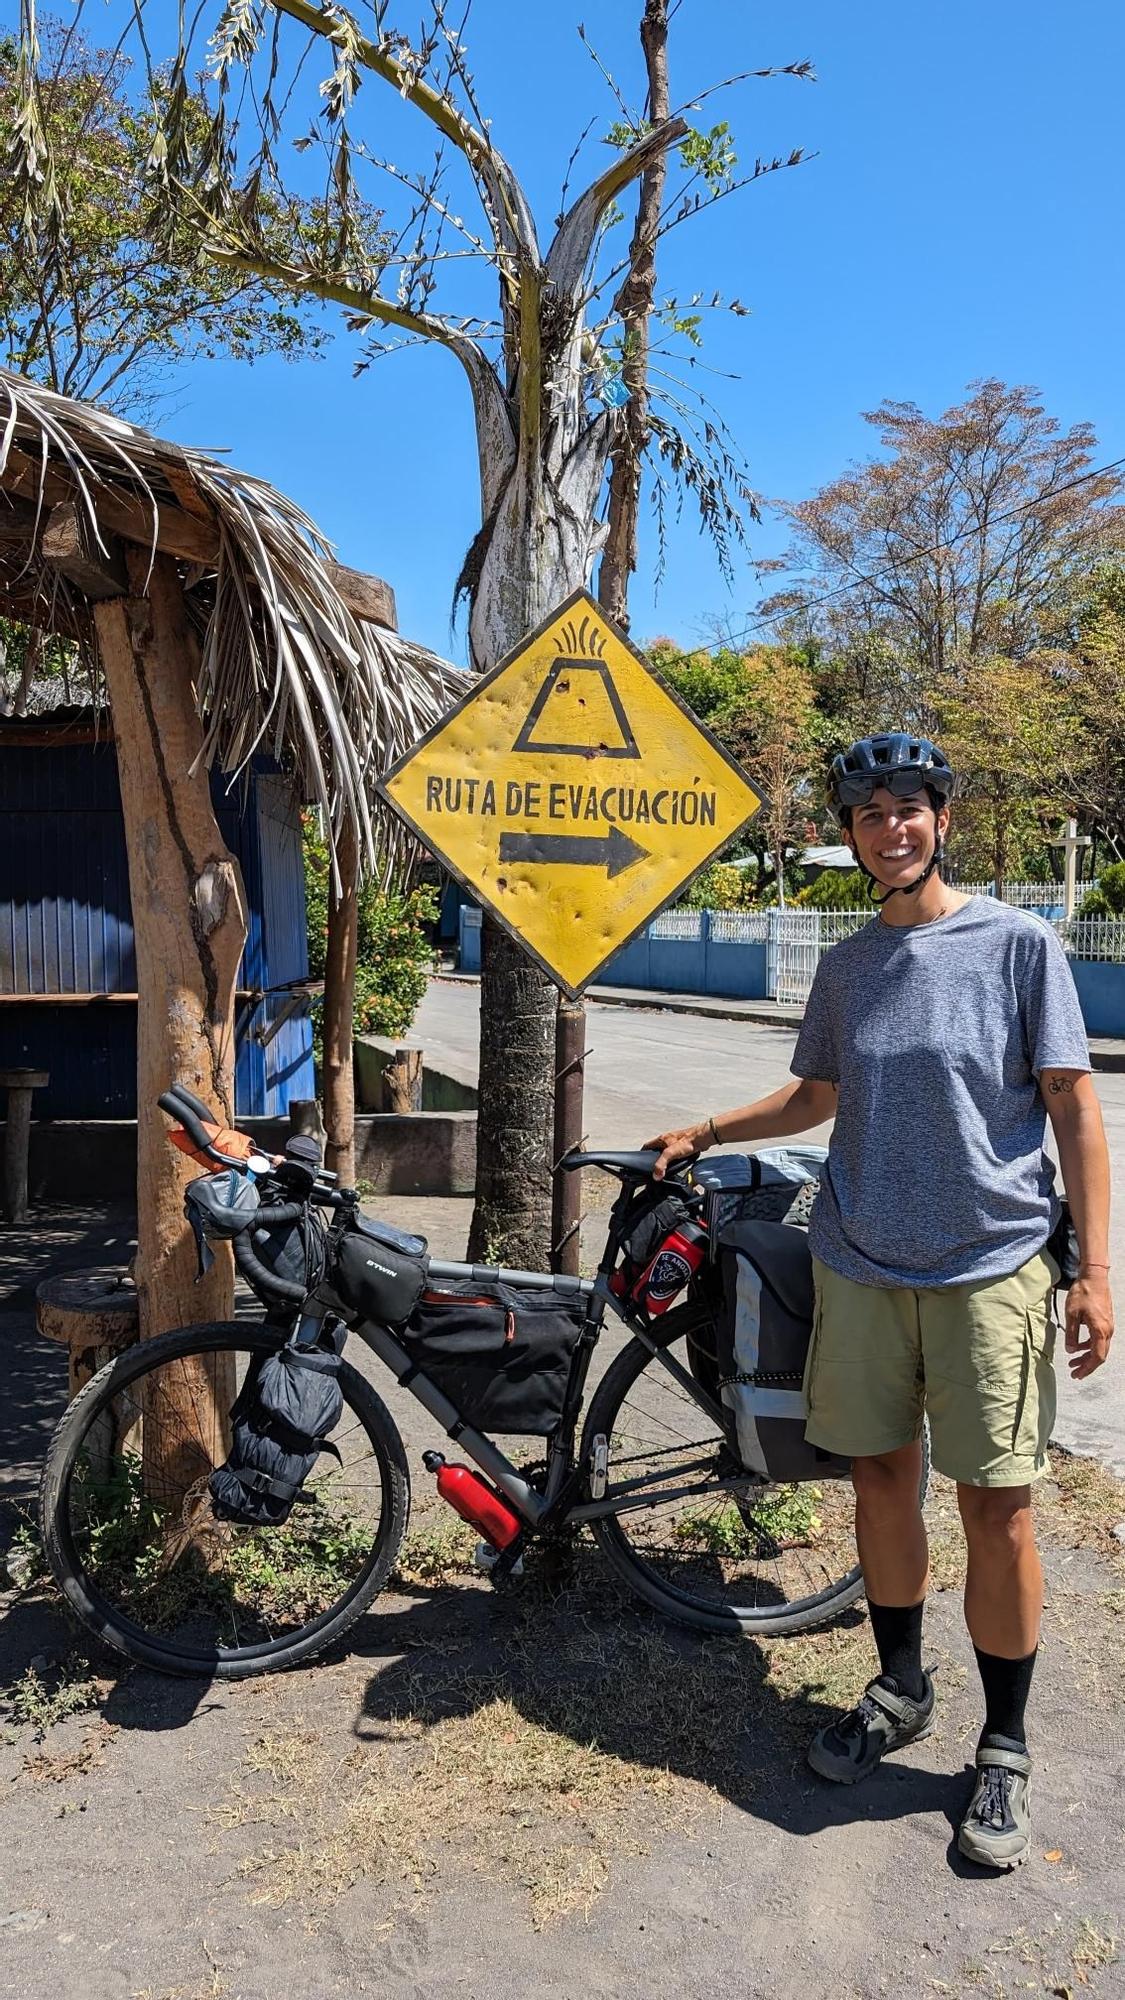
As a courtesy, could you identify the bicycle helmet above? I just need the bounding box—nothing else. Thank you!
[828,734,958,818]
[828,733,959,905]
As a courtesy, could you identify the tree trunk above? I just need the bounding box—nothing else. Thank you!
[774,847,787,910]
[94,549,247,1497]
[467,919,555,1264]
[322,813,359,1185]
[598,0,670,629]
[465,431,612,1267]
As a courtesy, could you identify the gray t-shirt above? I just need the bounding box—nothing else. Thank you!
[790,897,1090,1288]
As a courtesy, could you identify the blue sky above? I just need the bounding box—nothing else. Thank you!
[9,1,1125,663]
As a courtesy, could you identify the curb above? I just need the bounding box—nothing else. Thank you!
[431,970,1125,1070]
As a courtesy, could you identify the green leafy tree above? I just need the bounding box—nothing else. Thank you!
[937,654,1078,892]
[0,21,341,416]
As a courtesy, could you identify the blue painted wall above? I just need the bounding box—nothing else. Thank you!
[0,740,314,1117]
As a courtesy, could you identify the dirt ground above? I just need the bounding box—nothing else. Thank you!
[2,1205,1123,2000]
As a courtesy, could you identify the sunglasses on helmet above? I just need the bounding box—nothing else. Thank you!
[836,768,939,809]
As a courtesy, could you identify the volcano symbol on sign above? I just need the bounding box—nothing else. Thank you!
[512,657,640,759]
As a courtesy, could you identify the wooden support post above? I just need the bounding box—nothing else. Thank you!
[0,1069,49,1223]
[550,995,586,1276]
[383,1048,423,1113]
[93,549,247,1497]
[322,814,359,1187]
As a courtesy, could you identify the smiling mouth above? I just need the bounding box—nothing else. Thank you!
[879,846,919,861]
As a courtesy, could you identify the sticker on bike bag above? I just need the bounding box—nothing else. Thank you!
[644,1248,693,1301]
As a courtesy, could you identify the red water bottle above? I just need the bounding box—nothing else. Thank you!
[634,1217,709,1315]
[423,1451,522,1548]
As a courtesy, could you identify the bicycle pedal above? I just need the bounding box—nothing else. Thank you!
[474,1540,524,1581]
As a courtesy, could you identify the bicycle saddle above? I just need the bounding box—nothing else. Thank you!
[564,1149,681,1179]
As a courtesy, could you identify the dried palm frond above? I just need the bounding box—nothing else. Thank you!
[0,368,469,882]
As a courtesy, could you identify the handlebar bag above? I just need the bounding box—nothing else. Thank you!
[324,1213,429,1327]
[209,1330,345,1527]
[401,1280,587,1435]
[715,1218,850,1483]
[184,1169,260,1276]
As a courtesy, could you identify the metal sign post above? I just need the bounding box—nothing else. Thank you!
[378,590,766,1270]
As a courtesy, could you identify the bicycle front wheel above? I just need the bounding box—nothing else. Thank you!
[40,1322,410,1678]
[582,1302,929,1637]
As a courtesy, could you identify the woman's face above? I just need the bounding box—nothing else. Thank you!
[845,786,950,889]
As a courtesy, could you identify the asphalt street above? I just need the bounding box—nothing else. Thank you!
[414,975,1125,1476]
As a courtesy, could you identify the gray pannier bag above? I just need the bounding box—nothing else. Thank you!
[701,1147,851,1483]
[209,1327,346,1527]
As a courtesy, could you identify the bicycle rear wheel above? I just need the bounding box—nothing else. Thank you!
[582,1301,929,1636]
[40,1322,409,1678]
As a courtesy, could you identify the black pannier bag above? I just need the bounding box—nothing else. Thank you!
[325,1213,429,1327]
[402,1279,587,1435]
[715,1218,851,1483]
[209,1328,347,1527]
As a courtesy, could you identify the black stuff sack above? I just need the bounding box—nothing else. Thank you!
[325,1213,429,1327]
[402,1280,587,1435]
[716,1218,851,1484]
[209,1332,346,1527]
[184,1169,259,1277]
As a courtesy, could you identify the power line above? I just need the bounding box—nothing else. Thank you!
[687,451,1125,662]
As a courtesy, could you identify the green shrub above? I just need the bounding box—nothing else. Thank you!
[302,814,437,1048]
[794,866,870,909]
[1079,862,1125,918]
[681,860,752,909]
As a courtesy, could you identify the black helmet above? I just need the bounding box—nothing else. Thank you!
[828,733,958,820]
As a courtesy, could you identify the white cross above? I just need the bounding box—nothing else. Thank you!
[1049,816,1092,920]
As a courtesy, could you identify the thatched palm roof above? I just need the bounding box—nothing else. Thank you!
[0,368,469,874]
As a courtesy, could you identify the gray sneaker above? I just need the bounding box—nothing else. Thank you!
[807,1673,936,1785]
[957,1743,1032,1869]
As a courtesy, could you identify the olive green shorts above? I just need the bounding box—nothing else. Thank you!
[804,1250,1060,1488]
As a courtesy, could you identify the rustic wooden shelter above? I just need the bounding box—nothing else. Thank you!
[0,368,466,1365]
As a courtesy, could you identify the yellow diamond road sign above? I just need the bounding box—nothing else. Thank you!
[378,591,767,997]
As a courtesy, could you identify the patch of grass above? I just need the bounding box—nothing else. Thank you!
[1044,1446,1125,1571]
[1072,1917,1118,1975]
[23,1720,116,1783]
[1,1659,100,1739]
[675,1486,824,1559]
[394,1514,478,1586]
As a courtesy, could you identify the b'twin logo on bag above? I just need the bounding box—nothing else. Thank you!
[365,1257,397,1279]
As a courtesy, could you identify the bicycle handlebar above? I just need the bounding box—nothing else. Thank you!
[157,1091,226,1162]
[233,1225,307,1303]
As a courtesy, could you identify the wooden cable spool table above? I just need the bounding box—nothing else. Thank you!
[0,1068,49,1224]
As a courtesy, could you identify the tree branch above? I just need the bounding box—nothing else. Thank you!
[268,0,540,264]
[546,114,688,294]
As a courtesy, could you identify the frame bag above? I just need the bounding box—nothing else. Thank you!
[325,1213,429,1327]
[209,1327,347,1527]
[402,1279,587,1435]
[715,1218,851,1483]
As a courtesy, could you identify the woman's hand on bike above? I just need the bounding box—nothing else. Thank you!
[644,1122,710,1181]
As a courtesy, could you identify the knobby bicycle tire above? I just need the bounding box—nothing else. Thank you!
[39,1322,410,1679]
[581,1300,931,1637]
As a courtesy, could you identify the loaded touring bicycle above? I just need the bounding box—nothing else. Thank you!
[38,1084,925,1678]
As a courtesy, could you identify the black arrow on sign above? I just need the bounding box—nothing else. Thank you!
[499,826,649,878]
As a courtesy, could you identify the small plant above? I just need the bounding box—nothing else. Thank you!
[674,1487,822,1558]
[395,1515,478,1586]
[1079,859,1125,917]
[794,866,870,909]
[2,1659,99,1738]
[680,860,752,910]
[1,1511,45,1588]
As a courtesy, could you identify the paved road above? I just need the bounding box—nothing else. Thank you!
[415,976,1125,1477]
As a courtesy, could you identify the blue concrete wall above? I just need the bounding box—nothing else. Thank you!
[458,905,770,1000]
[1068,959,1125,1038]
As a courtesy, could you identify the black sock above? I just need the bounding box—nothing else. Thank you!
[867,1599,927,1701]
[974,1645,1037,1750]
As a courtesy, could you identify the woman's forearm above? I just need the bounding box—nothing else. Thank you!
[703,1076,837,1150]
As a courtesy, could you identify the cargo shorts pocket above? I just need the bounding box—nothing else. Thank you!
[801,1292,824,1416]
[1014,1296,1057,1460]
